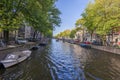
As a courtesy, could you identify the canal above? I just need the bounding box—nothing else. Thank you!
[0,39,120,80]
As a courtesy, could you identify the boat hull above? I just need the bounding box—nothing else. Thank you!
[80,44,91,48]
[30,46,39,50]
[0,50,31,68]
[2,60,17,68]
[38,43,47,46]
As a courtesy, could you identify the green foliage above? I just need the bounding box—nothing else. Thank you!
[69,29,76,38]
[0,0,23,30]
[75,18,85,27]
[0,0,61,37]
[44,29,53,38]
[55,27,83,39]
[76,0,120,36]
[55,29,71,38]
[69,27,83,38]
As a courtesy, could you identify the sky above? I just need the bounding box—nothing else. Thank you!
[53,0,92,36]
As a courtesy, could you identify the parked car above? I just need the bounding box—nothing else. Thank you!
[0,39,6,47]
[84,41,91,44]
[15,38,27,44]
[74,39,80,44]
[92,40,102,46]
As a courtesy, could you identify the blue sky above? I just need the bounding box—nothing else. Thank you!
[53,0,92,36]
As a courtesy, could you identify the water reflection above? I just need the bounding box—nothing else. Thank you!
[45,41,86,80]
[83,49,120,80]
[0,39,120,80]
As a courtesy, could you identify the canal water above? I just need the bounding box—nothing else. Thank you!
[0,39,120,80]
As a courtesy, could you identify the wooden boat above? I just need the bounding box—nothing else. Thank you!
[38,42,47,46]
[80,43,91,48]
[0,50,31,69]
[56,39,59,42]
[30,46,39,50]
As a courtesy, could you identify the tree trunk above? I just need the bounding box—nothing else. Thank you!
[102,35,106,46]
[82,29,84,42]
[3,30,9,44]
[33,30,37,39]
[35,31,39,39]
[90,33,93,42]
[90,30,94,42]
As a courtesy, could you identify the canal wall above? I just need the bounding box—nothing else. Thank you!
[91,45,120,55]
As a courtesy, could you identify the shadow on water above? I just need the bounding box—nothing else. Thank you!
[82,49,120,80]
[0,39,120,80]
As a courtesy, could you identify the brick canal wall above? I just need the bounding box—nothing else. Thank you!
[91,45,120,55]
[0,42,36,60]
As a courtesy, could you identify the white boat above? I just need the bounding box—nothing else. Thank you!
[0,50,31,68]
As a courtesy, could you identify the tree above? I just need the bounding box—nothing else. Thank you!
[55,29,71,39]
[69,29,76,39]
[76,0,120,42]
[22,0,61,38]
[0,0,61,43]
[0,0,25,43]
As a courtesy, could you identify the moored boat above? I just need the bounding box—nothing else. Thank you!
[38,42,47,46]
[0,50,31,69]
[80,43,91,48]
[30,46,39,50]
[56,39,59,42]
